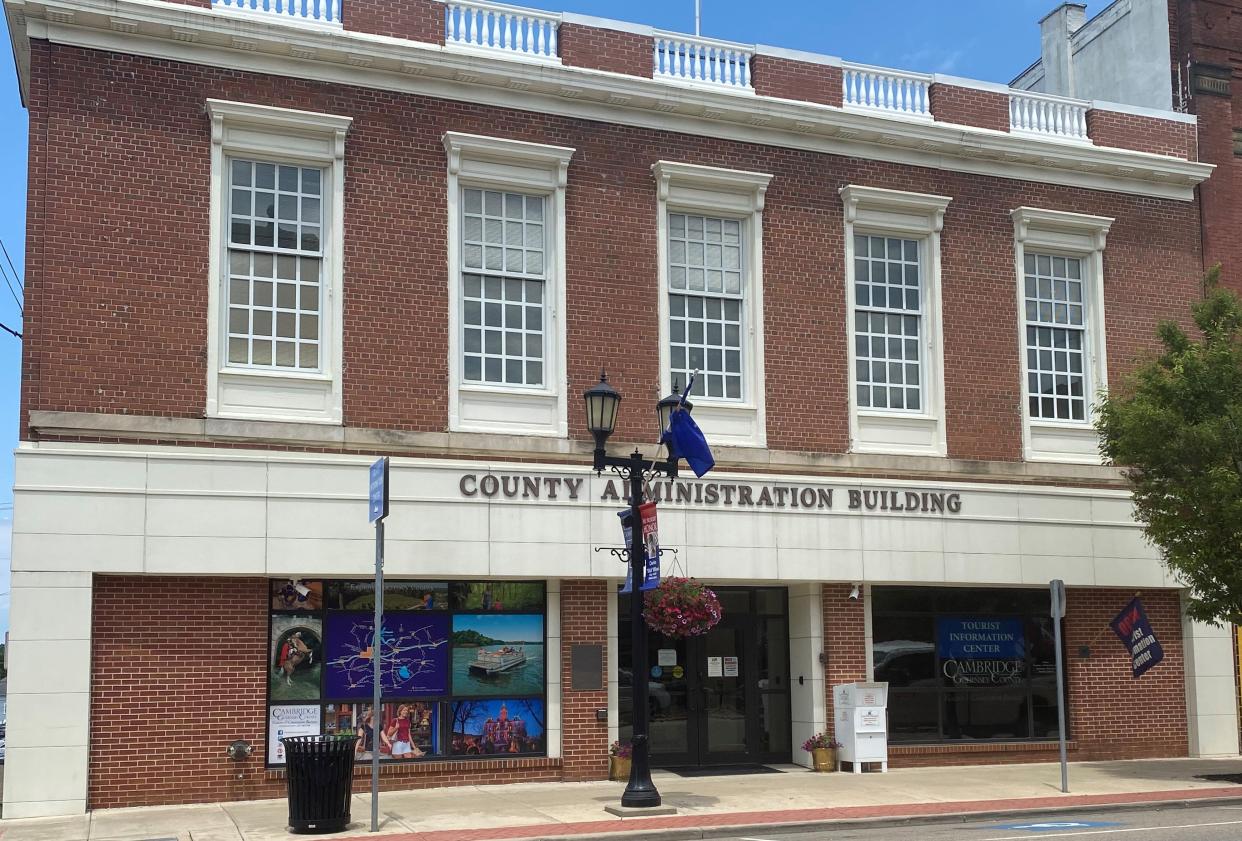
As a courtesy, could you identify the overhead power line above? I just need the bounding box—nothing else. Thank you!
[0,239,20,291]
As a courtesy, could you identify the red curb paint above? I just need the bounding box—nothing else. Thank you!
[341,787,1242,841]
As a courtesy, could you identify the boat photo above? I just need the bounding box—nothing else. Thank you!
[468,645,527,676]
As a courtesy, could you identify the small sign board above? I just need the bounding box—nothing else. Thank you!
[723,656,739,677]
[369,457,389,523]
[657,648,677,667]
[707,656,723,677]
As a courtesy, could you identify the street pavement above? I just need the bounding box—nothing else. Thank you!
[716,803,1242,840]
[1,758,1242,841]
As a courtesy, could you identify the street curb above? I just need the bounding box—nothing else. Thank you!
[512,792,1242,841]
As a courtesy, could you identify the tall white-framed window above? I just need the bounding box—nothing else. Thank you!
[654,161,772,449]
[206,100,351,425]
[841,185,951,457]
[1012,207,1113,463]
[444,132,574,437]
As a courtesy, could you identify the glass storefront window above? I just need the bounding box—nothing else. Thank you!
[871,586,1066,744]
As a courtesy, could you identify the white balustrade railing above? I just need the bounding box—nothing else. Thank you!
[444,0,560,60]
[842,63,931,118]
[653,33,753,91]
[212,0,340,26]
[1008,90,1090,141]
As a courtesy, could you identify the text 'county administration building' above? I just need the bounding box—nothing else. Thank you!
[2,0,1237,819]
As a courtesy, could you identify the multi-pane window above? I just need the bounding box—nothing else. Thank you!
[1023,253,1086,422]
[854,235,922,411]
[668,213,744,400]
[461,188,546,387]
[227,159,323,370]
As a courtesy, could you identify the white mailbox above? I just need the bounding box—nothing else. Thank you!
[833,681,889,773]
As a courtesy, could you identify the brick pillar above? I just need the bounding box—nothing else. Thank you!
[344,0,443,44]
[822,584,868,728]
[927,83,1010,132]
[559,579,610,781]
[750,55,842,107]
[558,24,653,78]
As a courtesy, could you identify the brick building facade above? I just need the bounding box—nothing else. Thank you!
[2,0,1236,820]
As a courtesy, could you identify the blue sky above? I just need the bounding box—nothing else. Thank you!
[455,613,545,642]
[0,1,1107,636]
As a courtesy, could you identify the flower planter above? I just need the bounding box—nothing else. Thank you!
[643,577,723,639]
[811,747,837,772]
[609,755,632,781]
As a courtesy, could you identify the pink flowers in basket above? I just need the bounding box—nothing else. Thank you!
[642,577,723,638]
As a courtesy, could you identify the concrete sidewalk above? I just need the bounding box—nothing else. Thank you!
[4,758,1242,841]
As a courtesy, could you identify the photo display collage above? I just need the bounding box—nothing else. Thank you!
[267,579,547,766]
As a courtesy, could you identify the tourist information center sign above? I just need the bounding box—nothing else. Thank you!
[1110,597,1165,678]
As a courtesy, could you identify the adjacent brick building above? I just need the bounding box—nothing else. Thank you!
[2,0,1235,820]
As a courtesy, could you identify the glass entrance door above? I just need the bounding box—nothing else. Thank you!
[619,587,791,767]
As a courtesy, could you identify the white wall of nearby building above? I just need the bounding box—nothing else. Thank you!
[1013,0,1173,111]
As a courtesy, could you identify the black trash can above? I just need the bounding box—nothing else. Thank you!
[281,734,357,834]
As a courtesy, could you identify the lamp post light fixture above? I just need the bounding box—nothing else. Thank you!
[583,371,691,809]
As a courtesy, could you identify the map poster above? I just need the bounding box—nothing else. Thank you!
[324,612,450,698]
[268,704,321,764]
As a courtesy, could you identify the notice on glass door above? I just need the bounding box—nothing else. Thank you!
[723,656,739,677]
[707,656,723,677]
[657,648,677,667]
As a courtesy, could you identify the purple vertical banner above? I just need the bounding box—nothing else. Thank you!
[1109,597,1164,678]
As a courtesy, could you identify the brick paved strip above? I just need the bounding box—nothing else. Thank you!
[344,787,1242,841]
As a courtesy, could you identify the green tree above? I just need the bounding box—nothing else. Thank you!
[1096,268,1242,624]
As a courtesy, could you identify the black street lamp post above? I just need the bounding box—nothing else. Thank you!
[583,372,691,809]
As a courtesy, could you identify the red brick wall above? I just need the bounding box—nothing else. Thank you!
[751,56,842,107]
[822,584,867,727]
[1087,108,1199,159]
[1065,587,1187,760]
[344,0,442,44]
[88,575,571,809]
[929,84,1010,133]
[558,24,652,78]
[559,579,610,781]
[22,44,1205,461]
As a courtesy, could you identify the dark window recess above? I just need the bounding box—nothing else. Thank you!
[871,586,1067,744]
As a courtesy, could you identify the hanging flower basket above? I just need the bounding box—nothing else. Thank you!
[643,577,723,638]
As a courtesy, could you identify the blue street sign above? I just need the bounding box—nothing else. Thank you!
[988,821,1121,832]
[368,457,389,523]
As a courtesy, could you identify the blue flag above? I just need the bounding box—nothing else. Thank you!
[664,373,714,477]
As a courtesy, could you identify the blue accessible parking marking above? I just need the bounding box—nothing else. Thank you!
[988,821,1122,832]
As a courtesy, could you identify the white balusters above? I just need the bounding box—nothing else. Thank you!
[842,63,931,119]
[444,0,560,61]
[653,33,753,91]
[212,0,341,26]
[1008,91,1090,141]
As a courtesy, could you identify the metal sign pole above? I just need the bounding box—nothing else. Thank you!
[371,518,384,831]
[367,456,390,833]
[1050,579,1068,793]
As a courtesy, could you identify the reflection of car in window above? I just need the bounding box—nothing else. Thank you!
[618,669,674,718]
[873,640,936,687]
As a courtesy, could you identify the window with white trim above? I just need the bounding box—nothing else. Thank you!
[460,188,547,388]
[841,185,951,457]
[226,160,323,371]
[206,100,351,425]
[1011,206,1113,463]
[444,132,574,438]
[1022,252,1087,422]
[668,213,744,401]
[654,161,772,449]
[854,234,923,412]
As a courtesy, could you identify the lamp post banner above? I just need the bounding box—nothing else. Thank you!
[618,504,661,593]
[640,502,659,591]
[1109,597,1165,678]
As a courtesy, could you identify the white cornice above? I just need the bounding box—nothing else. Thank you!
[840,184,953,233]
[651,160,772,211]
[5,0,1215,201]
[443,131,575,187]
[1011,206,1114,250]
